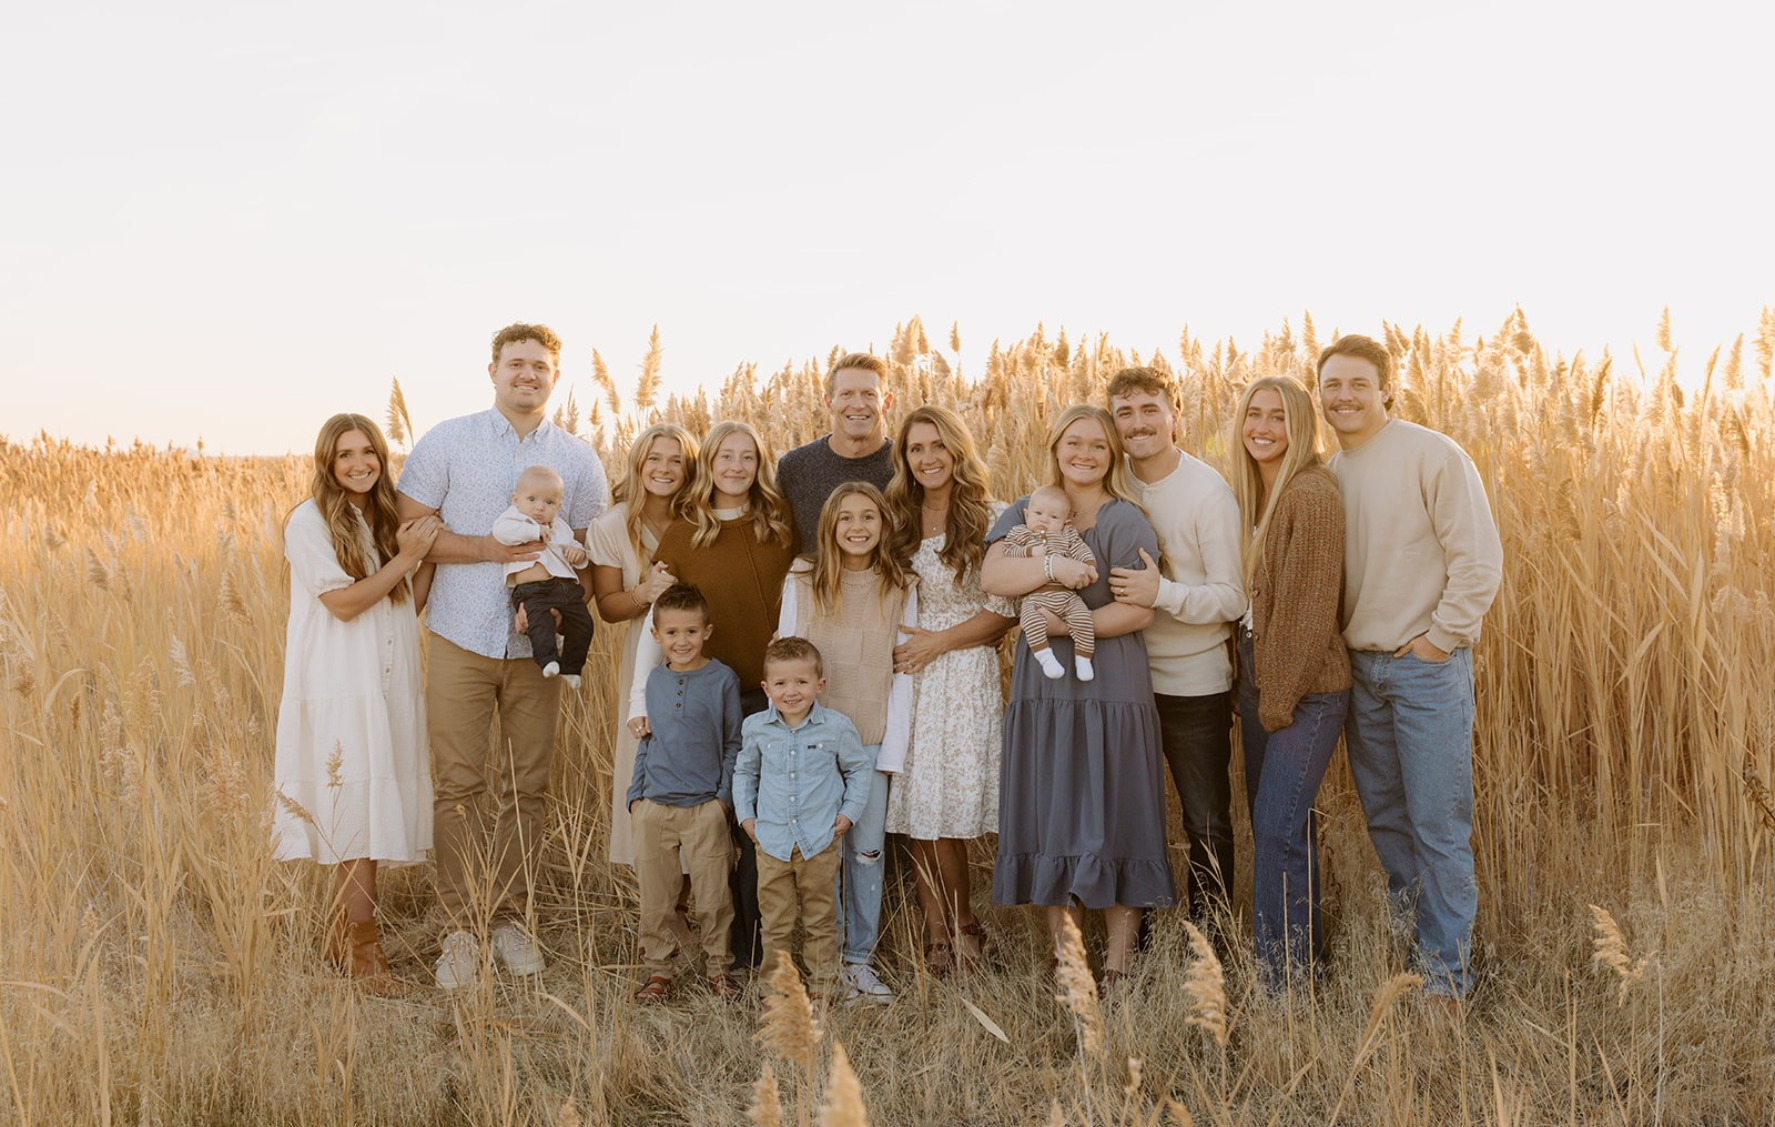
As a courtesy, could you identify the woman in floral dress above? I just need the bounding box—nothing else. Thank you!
[883,405,1015,974]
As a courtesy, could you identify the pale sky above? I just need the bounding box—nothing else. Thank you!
[5,1,1770,453]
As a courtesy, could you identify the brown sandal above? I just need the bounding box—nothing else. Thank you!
[634,975,673,1004]
[956,922,990,973]
[707,973,742,1001]
[923,941,953,978]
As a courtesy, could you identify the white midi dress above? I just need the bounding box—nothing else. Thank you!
[272,499,432,864]
[885,504,1014,840]
[586,503,661,866]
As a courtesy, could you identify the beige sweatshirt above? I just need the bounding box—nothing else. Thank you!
[1125,451,1247,696]
[1328,419,1504,653]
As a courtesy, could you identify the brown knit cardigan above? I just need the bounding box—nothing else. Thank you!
[1249,464,1351,731]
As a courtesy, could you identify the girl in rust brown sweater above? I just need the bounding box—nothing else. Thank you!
[1231,376,1351,991]
[626,419,798,967]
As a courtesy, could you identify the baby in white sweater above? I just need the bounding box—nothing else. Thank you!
[493,465,594,686]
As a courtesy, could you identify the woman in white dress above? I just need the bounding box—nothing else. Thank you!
[883,405,1015,975]
[587,422,699,865]
[272,413,441,991]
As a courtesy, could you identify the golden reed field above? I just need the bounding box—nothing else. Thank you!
[2,312,1773,1126]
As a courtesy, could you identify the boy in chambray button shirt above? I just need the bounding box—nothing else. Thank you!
[734,636,872,1002]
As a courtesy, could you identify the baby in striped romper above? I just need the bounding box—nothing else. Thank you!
[1001,485,1097,681]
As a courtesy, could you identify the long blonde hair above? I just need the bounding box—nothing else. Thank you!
[687,420,795,550]
[799,482,912,622]
[611,422,700,561]
[884,404,995,579]
[1230,375,1324,589]
[1046,404,1142,508]
[297,413,409,604]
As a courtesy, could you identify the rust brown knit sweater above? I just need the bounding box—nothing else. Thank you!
[1250,465,1351,731]
[653,517,798,690]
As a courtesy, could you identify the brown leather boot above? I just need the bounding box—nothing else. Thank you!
[342,918,408,995]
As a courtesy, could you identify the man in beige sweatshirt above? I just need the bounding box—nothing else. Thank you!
[1106,367,1247,925]
[1318,334,1503,1003]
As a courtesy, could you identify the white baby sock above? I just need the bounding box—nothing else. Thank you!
[1075,655,1095,682]
[1034,648,1065,679]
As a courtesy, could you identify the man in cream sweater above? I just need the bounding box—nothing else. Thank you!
[1106,368,1246,926]
[1318,334,1503,1003]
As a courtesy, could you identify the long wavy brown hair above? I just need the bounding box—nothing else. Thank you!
[297,413,409,604]
[1230,375,1324,589]
[884,404,995,580]
[798,482,912,623]
[610,422,701,561]
[686,420,795,550]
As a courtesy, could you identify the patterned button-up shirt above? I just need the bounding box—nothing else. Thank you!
[734,703,873,862]
[397,409,608,659]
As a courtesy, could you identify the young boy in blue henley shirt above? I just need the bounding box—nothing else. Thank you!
[734,636,872,1005]
[627,584,744,1004]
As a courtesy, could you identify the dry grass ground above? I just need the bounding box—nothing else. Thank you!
[2,312,1773,1125]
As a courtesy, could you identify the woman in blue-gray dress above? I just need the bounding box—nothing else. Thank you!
[982,404,1177,989]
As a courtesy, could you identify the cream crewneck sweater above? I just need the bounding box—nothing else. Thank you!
[1328,419,1504,653]
[1125,451,1246,697]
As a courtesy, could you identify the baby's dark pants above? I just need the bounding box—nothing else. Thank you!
[511,577,595,675]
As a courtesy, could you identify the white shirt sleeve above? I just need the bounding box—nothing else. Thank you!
[776,572,801,638]
[1153,484,1246,625]
[627,607,661,722]
[491,509,541,547]
[284,504,357,598]
[873,583,918,774]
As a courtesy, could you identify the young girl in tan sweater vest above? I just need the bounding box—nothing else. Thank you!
[775,482,917,1004]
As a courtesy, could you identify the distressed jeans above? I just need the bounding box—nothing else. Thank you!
[1237,633,1348,989]
[836,762,890,966]
[1346,647,1477,998]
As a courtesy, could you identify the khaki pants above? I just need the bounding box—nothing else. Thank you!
[633,799,735,976]
[755,841,842,995]
[427,634,562,922]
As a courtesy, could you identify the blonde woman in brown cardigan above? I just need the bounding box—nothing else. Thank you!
[1231,376,1351,991]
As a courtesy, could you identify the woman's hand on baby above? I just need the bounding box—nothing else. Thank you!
[628,715,651,739]
[1050,556,1096,590]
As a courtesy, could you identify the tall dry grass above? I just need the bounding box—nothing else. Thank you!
[2,310,1774,1125]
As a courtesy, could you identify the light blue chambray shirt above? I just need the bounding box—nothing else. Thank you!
[734,703,873,863]
[397,409,608,660]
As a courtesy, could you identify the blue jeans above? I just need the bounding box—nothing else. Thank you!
[1346,648,1477,997]
[836,762,890,966]
[1237,634,1347,989]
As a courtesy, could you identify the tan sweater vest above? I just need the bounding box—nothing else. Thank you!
[796,569,904,746]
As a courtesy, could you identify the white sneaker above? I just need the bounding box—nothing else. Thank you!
[838,962,894,1004]
[491,922,546,977]
[541,661,561,679]
[435,930,480,990]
